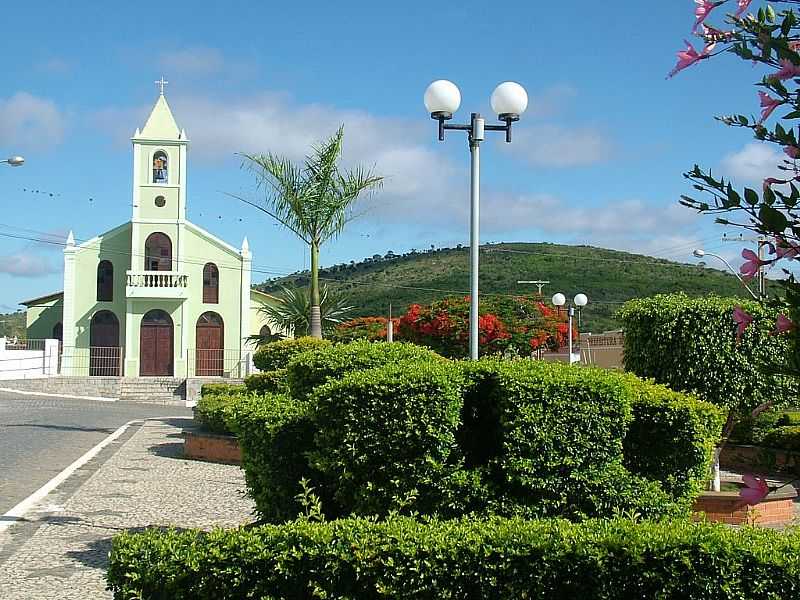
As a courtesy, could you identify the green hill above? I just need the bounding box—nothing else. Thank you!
[256,242,750,333]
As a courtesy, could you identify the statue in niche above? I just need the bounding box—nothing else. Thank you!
[153,151,168,183]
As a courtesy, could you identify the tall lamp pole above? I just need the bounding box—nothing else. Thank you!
[552,292,588,364]
[1,156,24,167]
[424,80,528,359]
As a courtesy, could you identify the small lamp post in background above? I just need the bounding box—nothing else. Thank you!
[552,292,588,364]
[1,156,24,167]
[424,80,528,359]
[692,248,759,300]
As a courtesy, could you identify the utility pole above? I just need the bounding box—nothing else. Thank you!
[387,303,393,342]
[721,233,767,298]
[517,280,550,296]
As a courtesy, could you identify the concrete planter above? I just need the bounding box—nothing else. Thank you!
[183,430,242,465]
[692,485,797,526]
[720,444,800,476]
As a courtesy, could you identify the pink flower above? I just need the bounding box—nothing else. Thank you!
[693,0,718,32]
[667,40,715,78]
[785,145,800,159]
[733,306,754,343]
[737,474,770,507]
[735,0,753,17]
[772,59,800,81]
[702,24,733,43]
[769,235,800,261]
[790,40,800,52]
[763,177,785,191]
[773,314,795,335]
[758,92,782,123]
[740,248,770,279]
[751,401,773,418]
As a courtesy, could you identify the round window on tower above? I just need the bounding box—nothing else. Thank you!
[155,195,166,208]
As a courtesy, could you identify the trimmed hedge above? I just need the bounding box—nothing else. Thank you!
[308,361,465,517]
[108,516,800,599]
[235,356,717,522]
[762,425,800,451]
[243,369,287,395]
[617,293,798,411]
[286,340,443,400]
[252,337,331,372]
[622,377,724,503]
[234,393,320,523]
[200,383,245,398]
[194,394,237,435]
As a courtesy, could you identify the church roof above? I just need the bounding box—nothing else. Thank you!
[136,93,182,141]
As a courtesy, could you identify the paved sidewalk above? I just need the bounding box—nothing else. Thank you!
[0,417,254,599]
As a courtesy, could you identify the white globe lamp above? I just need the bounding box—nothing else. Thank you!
[424,80,461,119]
[574,293,588,307]
[490,82,528,121]
[5,156,24,167]
[551,293,566,307]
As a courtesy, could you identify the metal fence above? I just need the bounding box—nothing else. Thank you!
[60,346,123,376]
[187,348,250,378]
[5,338,47,351]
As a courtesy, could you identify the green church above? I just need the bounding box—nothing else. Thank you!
[21,88,278,379]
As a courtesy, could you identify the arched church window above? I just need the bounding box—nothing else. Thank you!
[153,150,168,184]
[96,260,113,302]
[144,232,172,271]
[203,263,219,304]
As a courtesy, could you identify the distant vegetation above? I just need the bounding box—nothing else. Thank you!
[0,311,26,339]
[256,242,749,333]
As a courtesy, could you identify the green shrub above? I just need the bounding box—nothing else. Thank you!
[200,383,245,398]
[286,340,443,400]
[252,337,331,372]
[762,425,800,451]
[108,517,800,599]
[617,293,798,411]
[457,359,681,519]
[308,361,466,517]
[194,393,240,435]
[233,393,320,523]
[622,377,724,504]
[243,369,287,395]
[778,411,800,426]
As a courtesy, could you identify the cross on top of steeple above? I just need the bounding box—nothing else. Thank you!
[155,76,169,95]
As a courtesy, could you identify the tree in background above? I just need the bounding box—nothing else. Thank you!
[238,127,382,338]
[257,284,355,338]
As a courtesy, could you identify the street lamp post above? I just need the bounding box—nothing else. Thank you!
[1,156,24,167]
[424,80,528,360]
[552,292,588,364]
[692,249,759,300]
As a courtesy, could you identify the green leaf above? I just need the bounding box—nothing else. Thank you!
[744,188,760,206]
[758,204,790,233]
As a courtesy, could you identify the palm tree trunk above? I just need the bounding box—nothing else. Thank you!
[309,240,322,339]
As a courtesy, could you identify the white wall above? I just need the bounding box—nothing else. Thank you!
[0,338,60,379]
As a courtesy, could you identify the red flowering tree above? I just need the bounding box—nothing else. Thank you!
[397,295,574,359]
[328,316,400,343]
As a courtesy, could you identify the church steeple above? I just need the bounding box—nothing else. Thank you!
[135,78,181,141]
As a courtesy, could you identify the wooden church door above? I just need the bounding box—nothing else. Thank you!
[140,310,173,376]
[196,312,224,376]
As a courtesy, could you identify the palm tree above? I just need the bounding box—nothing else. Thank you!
[256,284,354,338]
[237,127,382,338]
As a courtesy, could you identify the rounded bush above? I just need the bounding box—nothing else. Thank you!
[617,293,799,412]
[244,369,287,395]
[252,337,331,372]
[286,340,443,400]
[200,383,245,398]
[308,360,464,517]
[762,425,800,451]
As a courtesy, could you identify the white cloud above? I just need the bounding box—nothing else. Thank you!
[0,254,58,278]
[501,123,613,167]
[0,92,66,150]
[158,47,225,76]
[719,142,785,184]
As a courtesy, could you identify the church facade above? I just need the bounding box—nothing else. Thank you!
[21,90,277,378]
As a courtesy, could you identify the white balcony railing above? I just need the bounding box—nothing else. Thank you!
[126,270,188,299]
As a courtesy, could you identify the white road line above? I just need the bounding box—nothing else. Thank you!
[0,387,118,402]
[0,419,142,535]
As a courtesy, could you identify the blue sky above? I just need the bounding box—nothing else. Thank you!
[0,1,778,310]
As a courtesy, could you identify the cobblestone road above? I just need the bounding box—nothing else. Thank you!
[0,391,191,513]
[0,417,254,598]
